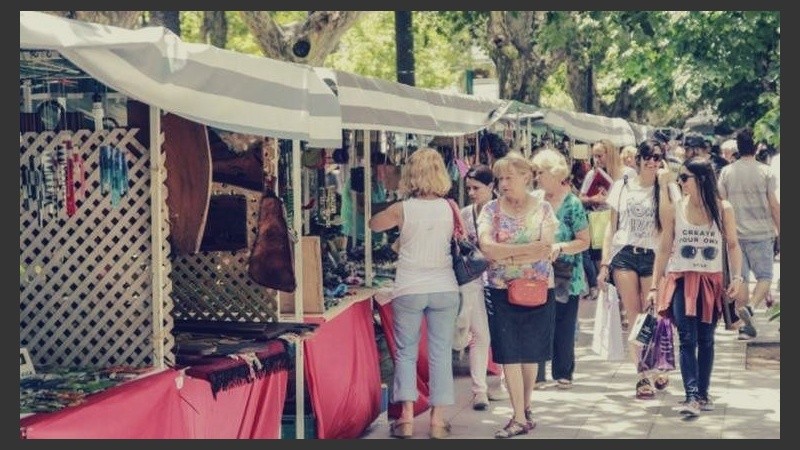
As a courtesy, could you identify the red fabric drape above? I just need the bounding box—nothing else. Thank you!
[20,369,187,439]
[304,299,382,439]
[179,368,288,438]
[375,300,431,420]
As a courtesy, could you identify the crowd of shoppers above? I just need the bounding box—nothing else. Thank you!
[373,126,778,438]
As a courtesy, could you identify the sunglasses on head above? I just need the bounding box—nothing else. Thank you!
[678,173,695,183]
[640,153,663,162]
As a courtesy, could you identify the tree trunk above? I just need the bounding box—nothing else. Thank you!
[487,11,562,105]
[149,11,180,35]
[240,11,365,66]
[565,56,598,113]
[394,11,415,86]
[202,11,228,48]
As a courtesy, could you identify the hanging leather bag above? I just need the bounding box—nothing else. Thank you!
[247,187,297,292]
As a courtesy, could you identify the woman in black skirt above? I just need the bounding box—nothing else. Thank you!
[477,152,558,438]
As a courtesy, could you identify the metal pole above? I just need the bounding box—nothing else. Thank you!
[364,130,373,287]
[291,139,305,439]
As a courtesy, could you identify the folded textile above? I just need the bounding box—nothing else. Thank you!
[183,339,291,398]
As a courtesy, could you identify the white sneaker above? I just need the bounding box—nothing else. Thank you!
[472,392,489,410]
[488,385,510,401]
[674,399,701,417]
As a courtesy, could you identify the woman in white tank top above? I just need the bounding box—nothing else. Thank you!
[648,157,744,417]
[369,148,459,439]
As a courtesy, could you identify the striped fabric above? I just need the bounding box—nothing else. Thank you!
[316,68,510,137]
[20,11,342,148]
[540,108,637,147]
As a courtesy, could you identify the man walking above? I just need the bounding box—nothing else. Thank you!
[717,128,780,340]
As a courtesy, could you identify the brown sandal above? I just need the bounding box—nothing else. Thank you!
[495,419,529,438]
[636,378,656,399]
[654,374,670,390]
[390,420,413,439]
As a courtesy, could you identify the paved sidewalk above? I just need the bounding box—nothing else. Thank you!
[360,263,780,439]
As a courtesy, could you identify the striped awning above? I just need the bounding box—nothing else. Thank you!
[540,108,637,147]
[20,11,342,148]
[316,68,510,137]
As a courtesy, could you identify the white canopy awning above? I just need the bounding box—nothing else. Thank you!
[20,11,342,148]
[540,109,637,147]
[315,68,510,137]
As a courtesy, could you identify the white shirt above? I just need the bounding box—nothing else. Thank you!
[667,197,724,274]
[393,198,458,298]
[606,176,660,261]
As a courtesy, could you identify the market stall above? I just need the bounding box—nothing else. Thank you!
[20,11,342,439]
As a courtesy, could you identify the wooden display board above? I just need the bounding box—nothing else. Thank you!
[279,236,324,315]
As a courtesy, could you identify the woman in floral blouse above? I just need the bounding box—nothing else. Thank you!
[477,152,558,438]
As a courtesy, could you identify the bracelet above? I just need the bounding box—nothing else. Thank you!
[649,287,658,292]
[600,263,610,269]
[732,275,744,283]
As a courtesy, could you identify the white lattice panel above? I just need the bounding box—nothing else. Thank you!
[19,128,174,368]
[171,183,278,322]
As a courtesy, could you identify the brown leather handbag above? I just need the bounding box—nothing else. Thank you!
[247,188,297,292]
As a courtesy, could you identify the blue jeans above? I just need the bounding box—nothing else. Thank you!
[537,294,579,382]
[671,278,718,401]
[391,291,460,406]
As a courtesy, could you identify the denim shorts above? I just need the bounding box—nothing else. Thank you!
[740,238,774,282]
[610,245,655,277]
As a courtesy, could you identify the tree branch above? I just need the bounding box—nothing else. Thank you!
[240,11,287,59]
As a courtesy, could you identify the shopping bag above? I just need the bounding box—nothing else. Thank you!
[638,316,676,372]
[587,209,611,250]
[627,306,658,345]
[591,284,626,361]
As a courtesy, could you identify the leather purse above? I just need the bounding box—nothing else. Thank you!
[247,188,297,292]
[507,278,549,307]
[446,199,489,286]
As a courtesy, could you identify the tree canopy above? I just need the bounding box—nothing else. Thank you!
[39,10,781,146]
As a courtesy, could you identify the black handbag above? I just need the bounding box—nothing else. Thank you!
[446,199,489,285]
[552,258,573,303]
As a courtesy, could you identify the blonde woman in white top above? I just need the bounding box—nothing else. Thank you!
[369,147,459,439]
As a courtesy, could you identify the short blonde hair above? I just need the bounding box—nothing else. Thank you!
[399,147,452,198]
[621,145,637,161]
[532,148,569,182]
[492,151,533,184]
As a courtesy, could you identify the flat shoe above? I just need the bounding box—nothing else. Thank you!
[390,421,413,439]
[654,374,669,390]
[430,422,451,439]
[556,378,573,389]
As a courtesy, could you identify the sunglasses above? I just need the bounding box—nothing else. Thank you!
[640,153,663,162]
[680,245,718,261]
[677,173,695,183]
